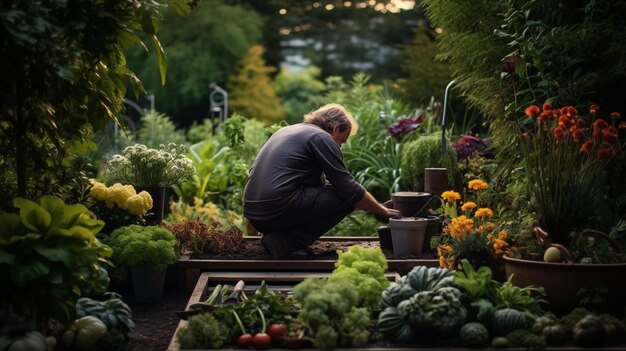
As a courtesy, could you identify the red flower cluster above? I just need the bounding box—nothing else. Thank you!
[524,103,624,159]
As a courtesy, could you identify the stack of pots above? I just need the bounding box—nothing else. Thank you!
[386,192,440,257]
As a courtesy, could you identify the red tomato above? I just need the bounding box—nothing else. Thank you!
[267,323,288,345]
[237,333,253,348]
[252,333,272,349]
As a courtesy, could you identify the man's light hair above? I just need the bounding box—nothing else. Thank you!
[303,103,359,135]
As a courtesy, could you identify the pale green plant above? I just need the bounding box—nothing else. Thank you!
[103,143,196,188]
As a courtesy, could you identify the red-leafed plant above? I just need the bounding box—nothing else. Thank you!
[163,220,243,254]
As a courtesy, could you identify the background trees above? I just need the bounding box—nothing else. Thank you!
[0,0,194,209]
[126,0,263,126]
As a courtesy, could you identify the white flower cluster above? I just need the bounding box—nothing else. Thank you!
[103,143,196,188]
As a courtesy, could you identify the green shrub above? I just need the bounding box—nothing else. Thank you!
[400,132,457,192]
[0,195,112,325]
[106,225,179,274]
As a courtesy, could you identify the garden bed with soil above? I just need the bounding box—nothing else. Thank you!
[178,236,438,292]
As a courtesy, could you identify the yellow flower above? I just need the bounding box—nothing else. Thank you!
[125,195,149,216]
[468,179,489,191]
[474,207,494,219]
[137,191,153,211]
[107,183,136,209]
[461,201,477,211]
[89,180,108,201]
[441,191,461,203]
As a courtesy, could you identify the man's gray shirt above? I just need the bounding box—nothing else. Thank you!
[243,123,365,220]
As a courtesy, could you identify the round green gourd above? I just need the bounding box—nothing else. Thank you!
[491,308,533,336]
[460,322,489,348]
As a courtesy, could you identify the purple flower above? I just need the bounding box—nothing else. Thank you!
[454,135,493,160]
[388,114,425,137]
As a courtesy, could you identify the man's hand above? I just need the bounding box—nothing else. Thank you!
[383,208,402,219]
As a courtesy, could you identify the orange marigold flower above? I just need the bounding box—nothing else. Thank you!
[610,112,622,120]
[474,208,494,219]
[461,201,477,211]
[525,105,540,118]
[619,122,626,129]
[542,103,552,111]
[576,118,586,128]
[581,140,594,153]
[597,146,611,159]
[552,108,561,116]
[441,190,461,203]
[468,179,489,191]
[553,127,564,140]
[589,105,599,115]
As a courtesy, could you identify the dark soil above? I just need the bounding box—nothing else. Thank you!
[124,290,187,351]
[192,237,437,260]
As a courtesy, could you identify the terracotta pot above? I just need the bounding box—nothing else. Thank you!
[389,217,428,257]
[424,168,448,199]
[503,255,626,313]
[391,191,432,217]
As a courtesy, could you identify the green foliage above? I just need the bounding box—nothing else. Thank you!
[175,117,267,212]
[121,111,187,149]
[491,308,534,337]
[323,211,379,237]
[423,0,626,190]
[227,45,285,125]
[103,143,196,188]
[176,312,232,349]
[399,25,452,105]
[399,286,467,337]
[0,0,186,206]
[505,329,546,350]
[273,66,326,125]
[293,278,371,350]
[494,277,546,315]
[0,195,112,325]
[329,246,389,309]
[459,322,490,348]
[319,74,417,200]
[127,0,263,119]
[236,281,292,334]
[453,259,498,302]
[400,132,458,191]
[76,294,135,334]
[106,225,179,272]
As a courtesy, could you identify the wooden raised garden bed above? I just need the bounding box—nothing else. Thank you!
[167,270,403,351]
[177,236,439,292]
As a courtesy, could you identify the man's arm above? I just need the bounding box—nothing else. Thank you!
[356,191,402,218]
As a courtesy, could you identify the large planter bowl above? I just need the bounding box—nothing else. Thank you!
[391,191,432,217]
[503,255,626,313]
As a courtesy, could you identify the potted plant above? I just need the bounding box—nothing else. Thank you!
[102,143,196,223]
[0,195,112,333]
[504,103,626,311]
[87,180,153,234]
[106,224,180,303]
[432,179,512,279]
